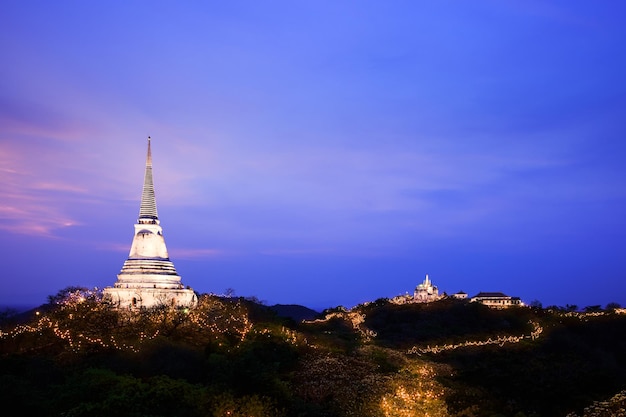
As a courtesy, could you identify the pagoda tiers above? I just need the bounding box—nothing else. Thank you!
[413,274,440,302]
[103,138,197,309]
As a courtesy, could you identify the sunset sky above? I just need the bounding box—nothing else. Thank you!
[2,1,625,311]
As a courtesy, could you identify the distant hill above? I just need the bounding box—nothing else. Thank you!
[269,304,320,321]
[0,304,37,314]
[0,303,51,326]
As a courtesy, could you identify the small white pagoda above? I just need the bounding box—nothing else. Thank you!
[413,274,440,303]
[102,137,197,309]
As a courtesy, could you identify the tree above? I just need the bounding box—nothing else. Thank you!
[606,302,621,311]
[47,286,100,305]
[0,307,18,326]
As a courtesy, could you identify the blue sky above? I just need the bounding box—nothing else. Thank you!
[1,1,625,310]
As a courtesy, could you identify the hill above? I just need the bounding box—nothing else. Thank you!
[1,293,626,416]
[269,304,320,322]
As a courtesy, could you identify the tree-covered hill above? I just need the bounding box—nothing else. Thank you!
[1,289,626,417]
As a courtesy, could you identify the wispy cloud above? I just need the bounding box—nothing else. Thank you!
[164,138,572,215]
[94,242,226,260]
[137,133,594,249]
[169,247,227,260]
[32,182,88,193]
[0,190,81,237]
[0,141,85,237]
[0,98,93,142]
[94,242,129,253]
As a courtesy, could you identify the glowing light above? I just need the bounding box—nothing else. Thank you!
[379,362,449,417]
[0,293,275,354]
[304,309,377,341]
[408,321,544,355]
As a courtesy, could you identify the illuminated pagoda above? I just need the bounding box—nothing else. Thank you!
[103,137,197,309]
[390,273,442,304]
[413,274,441,303]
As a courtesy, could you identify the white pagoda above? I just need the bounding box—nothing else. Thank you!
[413,274,440,303]
[103,137,197,309]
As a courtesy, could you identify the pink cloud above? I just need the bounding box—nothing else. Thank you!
[95,242,130,253]
[0,98,93,142]
[32,182,88,193]
[169,248,227,259]
[0,142,83,237]
[96,242,227,259]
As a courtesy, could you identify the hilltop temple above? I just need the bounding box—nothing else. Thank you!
[102,138,197,309]
[391,274,442,304]
[413,274,441,302]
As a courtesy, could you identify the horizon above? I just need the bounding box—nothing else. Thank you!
[1,1,625,311]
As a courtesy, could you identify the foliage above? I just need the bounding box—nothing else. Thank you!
[606,302,621,311]
[360,298,534,348]
[566,390,626,417]
[47,286,102,305]
[2,289,626,416]
[434,314,626,416]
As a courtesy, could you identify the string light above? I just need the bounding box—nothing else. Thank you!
[407,321,544,355]
[0,293,271,353]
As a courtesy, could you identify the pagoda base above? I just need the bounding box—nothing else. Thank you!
[102,287,197,310]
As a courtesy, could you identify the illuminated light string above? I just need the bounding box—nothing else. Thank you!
[304,310,377,341]
[407,320,544,355]
[306,307,621,355]
[4,302,622,417]
[0,296,311,353]
[2,296,619,354]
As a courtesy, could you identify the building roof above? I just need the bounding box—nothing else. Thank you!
[471,292,511,299]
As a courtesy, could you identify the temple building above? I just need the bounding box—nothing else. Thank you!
[413,274,441,302]
[451,291,468,300]
[470,292,522,309]
[391,274,442,304]
[102,138,197,309]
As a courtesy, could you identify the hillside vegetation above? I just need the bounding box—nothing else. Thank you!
[1,289,626,417]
